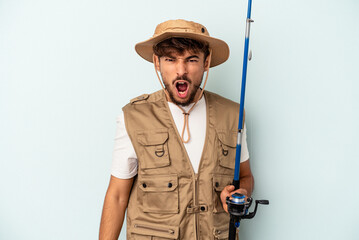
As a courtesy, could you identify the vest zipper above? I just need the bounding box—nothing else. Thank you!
[163,94,210,240]
[194,93,210,240]
[195,173,199,240]
[133,224,175,235]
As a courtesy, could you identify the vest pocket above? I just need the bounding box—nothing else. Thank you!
[212,174,233,213]
[216,129,237,169]
[137,130,170,169]
[138,174,179,214]
[130,220,179,239]
[213,225,230,239]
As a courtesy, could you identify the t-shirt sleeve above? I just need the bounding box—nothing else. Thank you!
[110,111,138,179]
[240,123,250,163]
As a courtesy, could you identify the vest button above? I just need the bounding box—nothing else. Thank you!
[168,183,172,188]
[142,183,147,188]
[215,182,219,188]
[200,206,205,211]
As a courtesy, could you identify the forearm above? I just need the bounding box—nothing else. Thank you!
[237,159,254,197]
[99,194,127,240]
[239,173,254,197]
[99,176,133,240]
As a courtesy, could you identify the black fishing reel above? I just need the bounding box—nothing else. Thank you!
[226,193,269,239]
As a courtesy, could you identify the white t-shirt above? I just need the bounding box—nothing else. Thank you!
[111,96,249,179]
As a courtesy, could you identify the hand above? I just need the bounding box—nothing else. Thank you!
[220,185,248,213]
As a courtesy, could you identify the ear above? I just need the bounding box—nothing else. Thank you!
[204,55,210,71]
[153,54,160,71]
[204,49,212,71]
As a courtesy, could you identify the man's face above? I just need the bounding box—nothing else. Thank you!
[155,50,209,106]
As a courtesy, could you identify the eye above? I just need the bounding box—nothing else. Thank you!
[188,58,199,63]
[164,58,175,62]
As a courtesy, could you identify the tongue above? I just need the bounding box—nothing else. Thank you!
[177,83,187,91]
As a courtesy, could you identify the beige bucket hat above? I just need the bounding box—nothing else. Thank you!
[135,19,230,68]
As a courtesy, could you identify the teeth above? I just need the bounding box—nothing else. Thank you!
[179,91,185,94]
[178,82,185,85]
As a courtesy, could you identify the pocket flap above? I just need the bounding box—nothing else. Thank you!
[137,131,169,146]
[216,129,237,148]
[213,174,233,191]
[132,220,179,239]
[139,174,178,192]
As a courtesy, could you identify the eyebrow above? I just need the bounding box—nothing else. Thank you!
[164,55,200,60]
[186,55,199,60]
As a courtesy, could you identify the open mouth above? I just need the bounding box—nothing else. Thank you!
[175,81,189,98]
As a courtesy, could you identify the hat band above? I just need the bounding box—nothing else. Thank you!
[154,27,207,37]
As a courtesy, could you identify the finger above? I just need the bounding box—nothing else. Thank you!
[229,189,249,203]
[225,185,235,192]
[223,204,228,213]
[221,186,235,200]
[230,188,247,195]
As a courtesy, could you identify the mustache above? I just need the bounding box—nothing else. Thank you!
[172,75,192,84]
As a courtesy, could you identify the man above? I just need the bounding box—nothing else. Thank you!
[99,19,254,240]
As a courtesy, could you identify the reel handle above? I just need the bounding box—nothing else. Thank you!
[242,199,269,219]
[257,200,269,205]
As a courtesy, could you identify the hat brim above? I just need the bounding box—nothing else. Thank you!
[135,32,230,68]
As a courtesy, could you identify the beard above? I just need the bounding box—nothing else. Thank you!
[163,74,202,107]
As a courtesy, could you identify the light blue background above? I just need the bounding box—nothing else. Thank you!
[1,0,358,239]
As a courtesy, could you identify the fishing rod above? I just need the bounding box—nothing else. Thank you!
[227,0,269,239]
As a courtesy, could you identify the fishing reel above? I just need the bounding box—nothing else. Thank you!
[226,193,269,228]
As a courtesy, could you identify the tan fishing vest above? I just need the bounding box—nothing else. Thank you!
[123,90,240,240]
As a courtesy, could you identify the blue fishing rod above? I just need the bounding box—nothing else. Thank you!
[226,0,269,239]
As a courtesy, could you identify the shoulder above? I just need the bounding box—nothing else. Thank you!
[130,94,150,104]
[123,90,166,110]
[204,90,239,109]
[204,91,241,131]
[130,90,165,104]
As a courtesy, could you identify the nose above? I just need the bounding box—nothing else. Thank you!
[176,60,187,77]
